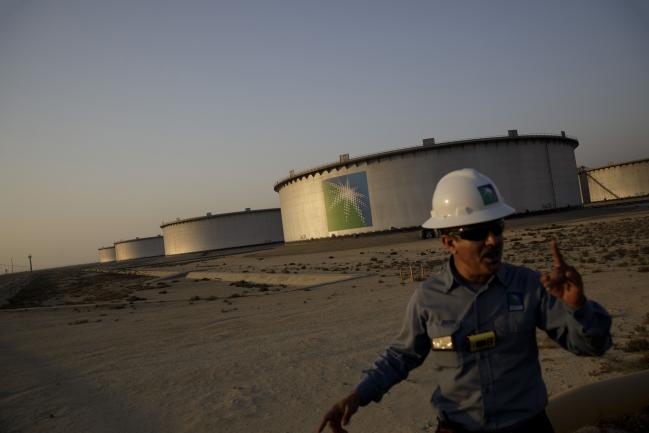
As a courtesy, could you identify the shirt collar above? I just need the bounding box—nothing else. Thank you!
[435,256,509,293]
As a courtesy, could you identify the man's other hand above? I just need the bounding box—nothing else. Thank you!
[318,391,360,433]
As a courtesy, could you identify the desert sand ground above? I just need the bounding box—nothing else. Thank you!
[1,205,649,433]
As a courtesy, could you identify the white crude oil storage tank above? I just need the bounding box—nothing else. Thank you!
[274,131,581,242]
[114,235,165,261]
[98,246,116,263]
[161,208,284,255]
[577,158,649,203]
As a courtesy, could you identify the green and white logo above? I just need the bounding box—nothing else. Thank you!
[477,184,499,205]
[323,172,373,232]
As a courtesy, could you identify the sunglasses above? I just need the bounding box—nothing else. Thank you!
[445,219,505,241]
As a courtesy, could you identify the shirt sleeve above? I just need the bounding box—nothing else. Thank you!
[355,289,432,406]
[536,285,612,356]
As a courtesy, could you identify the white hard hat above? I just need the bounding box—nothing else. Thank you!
[421,168,515,229]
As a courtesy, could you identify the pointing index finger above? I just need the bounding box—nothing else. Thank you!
[551,240,565,268]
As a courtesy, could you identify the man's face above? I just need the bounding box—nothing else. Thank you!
[441,219,505,279]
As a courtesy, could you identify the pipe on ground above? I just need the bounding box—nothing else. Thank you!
[547,369,649,433]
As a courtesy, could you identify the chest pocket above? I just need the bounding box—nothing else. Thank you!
[495,291,535,335]
[494,310,534,335]
[428,321,461,368]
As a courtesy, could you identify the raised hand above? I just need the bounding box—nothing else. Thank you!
[318,391,360,433]
[540,240,585,309]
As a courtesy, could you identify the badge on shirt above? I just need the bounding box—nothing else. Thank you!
[468,331,496,352]
[432,336,454,351]
[507,292,525,311]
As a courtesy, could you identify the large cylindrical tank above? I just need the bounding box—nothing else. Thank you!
[114,235,165,261]
[274,131,581,242]
[98,246,116,263]
[161,208,284,255]
[580,158,649,202]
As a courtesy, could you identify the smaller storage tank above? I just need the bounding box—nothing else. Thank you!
[578,158,649,203]
[98,246,116,263]
[114,235,165,261]
[161,208,284,255]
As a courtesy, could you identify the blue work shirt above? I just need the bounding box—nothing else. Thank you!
[355,259,612,431]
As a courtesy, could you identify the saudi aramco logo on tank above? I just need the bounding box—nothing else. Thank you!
[322,172,373,232]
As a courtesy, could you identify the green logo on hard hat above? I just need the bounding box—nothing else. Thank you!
[478,184,498,205]
[323,172,373,232]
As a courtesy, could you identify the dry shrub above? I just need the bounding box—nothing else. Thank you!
[624,338,649,352]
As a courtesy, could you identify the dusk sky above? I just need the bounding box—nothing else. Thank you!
[1,0,648,270]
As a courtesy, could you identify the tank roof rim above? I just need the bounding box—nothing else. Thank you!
[273,133,579,192]
[160,207,282,229]
[113,235,163,245]
[581,157,649,172]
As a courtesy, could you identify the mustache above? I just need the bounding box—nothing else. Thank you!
[481,248,502,259]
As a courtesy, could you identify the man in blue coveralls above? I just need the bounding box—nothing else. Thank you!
[318,168,612,433]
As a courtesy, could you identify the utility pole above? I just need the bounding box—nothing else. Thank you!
[10,257,13,273]
[28,254,33,272]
